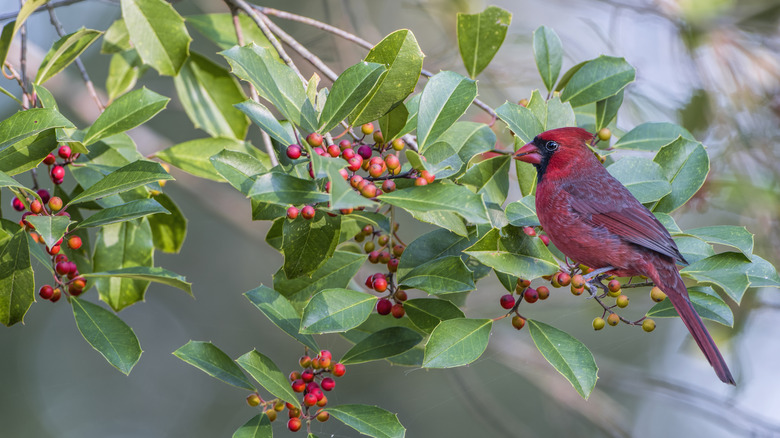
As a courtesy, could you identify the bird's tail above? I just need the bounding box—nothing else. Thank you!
[655,264,736,385]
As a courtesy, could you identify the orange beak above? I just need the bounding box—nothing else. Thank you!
[513,142,542,164]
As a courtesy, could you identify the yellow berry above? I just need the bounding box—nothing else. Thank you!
[642,319,656,332]
[597,128,611,141]
[571,274,585,289]
[616,295,629,308]
[593,317,605,330]
[607,313,620,326]
[650,286,667,303]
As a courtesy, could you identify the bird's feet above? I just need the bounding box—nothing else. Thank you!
[582,266,615,281]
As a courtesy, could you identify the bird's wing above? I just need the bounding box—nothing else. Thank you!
[564,178,688,265]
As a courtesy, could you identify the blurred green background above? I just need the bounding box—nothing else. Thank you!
[1,0,780,436]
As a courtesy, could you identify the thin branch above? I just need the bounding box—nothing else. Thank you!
[0,0,89,23]
[46,4,104,111]
[257,13,338,82]
[19,0,28,108]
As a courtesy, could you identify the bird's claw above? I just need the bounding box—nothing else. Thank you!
[586,282,600,299]
[582,266,615,281]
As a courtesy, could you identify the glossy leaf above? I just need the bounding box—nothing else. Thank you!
[464,227,559,279]
[320,62,386,132]
[235,100,296,146]
[24,215,70,249]
[416,71,477,150]
[71,298,142,374]
[0,230,34,327]
[607,156,672,203]
[505,196,540,227]
[106,50,146,102]
[232,414,272,438]
[83,88,169,145]
[647,286,733,327]
[378,103,409,142]
[121,0,191,76]
[528,319,598,399]
[76,198,168,228]
[0,108,74,154]
[273,250,366,310]
[341,327,423,365]
[594,90,623,131]
[682,252,753,303]
[300,288,376,334]
[652,137,709,213]
[457,6,511,79]
[210,149,268,195]
[613,122,695,151]
[35,28,103,85]
[423,318,492,368]
[281,212,341,279]
[147,193,187,253]
[249,171,328,206]
[101,19,131,54]
[157,137,263,182]
[244,285,319,351]
[0,171,22,189]
[174,52,249,139]
[236,350,300,408]
[186,14,274,52]
[68,160,173,205]
[398,256,475,295]
[744,254,780,288]
[560,56,635,107]
[397,226,485,280]
[0,129,57,176]
[532,26,563,92]
[0,0,49,66]
[83,266,191,295]
[685,226,754,257]
[328,404,406,438]
[496,101,543,144]
[173,341,254,390]
[457,155,511,204]
[403,298,465,333]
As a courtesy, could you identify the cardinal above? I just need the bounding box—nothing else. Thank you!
[514,127,735,384]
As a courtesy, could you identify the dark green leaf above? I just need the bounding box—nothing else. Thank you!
[281,212,341,279]
[674,236,715,264]
[560,56,635,107]
[514,137,537,196]
[423,318,492,368]
[0,129,57,177]
[397,226,484,280]
[328,404,406,438]
[173,341,254,390]
[505,196,540,227]
[76,198,169,228]
[68,160,173,205]
[71,298,142,374]
[398,256,475,295]
[249,172,328,206]
[496,101,543,144]
[464,227,558,279]
[121,0,191,76]
[83,88,169,145]
[416,71,477,150]
[745,254,780,288]
[210,149,268,195]
[232,414,272,438]
[34,28,102,85]
[681,252,751,303]
[527,319,598,399]
[652,137,709,213]
[396,93,420,139]
[378,103,409,142]
[235,100,297,146]
[685,226,753,257]
[300,288,376,334]
[244,285,319,351]
[83,266,191,295]
[24,215,70,249]
[0,230,34,327]
[273,250,365,310]
[607,156,672,203]
[341,327,423,365]
[319,62,386,132]
[403,298,465,334]
[613,122,695,151]
[157,137,264,182]
[236,350,300,408]
[0,108,74,154]
[456,155,511,204]
[147,192,187,253]
[457,6,512,78]
[0,0,49,66]
[646,286,733,327]
[532,26,563,92]
[594,90,623,131]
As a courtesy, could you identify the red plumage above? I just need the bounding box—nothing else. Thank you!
[514,127,735,385]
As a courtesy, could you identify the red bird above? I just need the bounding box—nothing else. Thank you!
[514,127,735,385]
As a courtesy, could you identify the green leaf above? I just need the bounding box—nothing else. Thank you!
[83,87,169,145]
[560,56,635,107]
[397,226,484,280]
[71,298,142,374]
[281,212,341,279]
[300,288,376,334]
[340,327,423,365]
[681,252,751,303]
[0,230,34,327]
[646,286,733,327]
[416,71,477,150]
[532,26,563,92]
[0,108,74,154]
[174,52,249,139]
[527,319,598,399]
[607,157,672,203]
[147,192,187,253]
[328,404,405,438]
[464,227,559,279]
[396,93,420,139]
[496,101,543,144]
[319,62,386,132]
[76,198,169,228]
[106,50,146,102]
[236,350,300,408]
[0,0,50,66]
[745,254,780,288]
[403,298,465,334]
[24,215,70,249]
[377,104,408,144]
[457,6,512,79]
[249,171,328,206]
[173,341,254,390]
[685,226,753,257]
[674,236,715,264]
[398,256,475,295]
[0,171,22,189]
[244,285,319,351]
[0,129,58,177]
[101,19,131,54]
[349,29,424,127]
[68,160,173,205]
[210,149,268,195]
[83,266,191,295]
[34,28,102,85]
[652,137,709,213]
[121,0,191,76]
[273,250,365,310]
[423,318,492,368]
[157,137,263,182]
[92,219,154,312]
[505,196,540,227]
[456,155,511,204]
[235,100,297,146]
[594,90,623,131]
[186,14,275,53]
[221,44,317,132]
[614,122,694,151]
[232,414,272,438]
[513,137,537,196]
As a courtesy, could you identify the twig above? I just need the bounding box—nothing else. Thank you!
[46,4,104,111]
[19,0,28,108]
[0,0,91,22]
[258,13,337,81]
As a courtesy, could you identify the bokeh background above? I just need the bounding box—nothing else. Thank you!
[1,0,780,437]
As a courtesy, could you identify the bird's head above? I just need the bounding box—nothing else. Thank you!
[513,127,596,181]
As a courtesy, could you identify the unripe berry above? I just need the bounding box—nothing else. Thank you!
[571,274,585,289]
[607,279,621,292]
[357,145,373,160]
[518,98,529,107]
[39,285,54,300]
[287,206,299,219]
[361,123,374,135]
[385,154,400,169]
[288,407,301,419]
[43,153,56,165]
[377,234,389,246]
[393,289,407,302]
[650,286,667,302]
[287,417,302,432]
[414,177,428,186]
[246,393,261,406]
[420,170,435,184]
[266,410,277,422]
[58,145,72,159]
[373,277,388,292]
[499,294,515,309]
[301,205,315,220]
[274,399,285,411]
[377,298,392,315]
[361,183,377,198]
[48,196,63,212]
[381,179,396,192]
[392,138,405,151]
[557,272,571,287]
[316,395,328,407]
[332,363,346,377]
[368,163,384,178]
[289,371,301,381]
[593,317,606,330]
[391,303,405,318]
[311,357,321,369]
[607,313,620,326]
[321,377,335,391]
[350,175,363,188]
[67,235,82,250]
[299,355,312,368]
[319,356,331,369]
[537,286,550,300]
[306,132,324,147]
[616,295,629,308]
[597,128,611,142]
[291,379,306,393]
[511,315,526,330]
[50,288,61,302]
[364,241,375,253]
[392,244,404,257]
[571,285,584,296]
[316,411,330,422]
[642,319,656,332]
[516,278,531,289]
[362,225,374,236]
[29,200,42,214]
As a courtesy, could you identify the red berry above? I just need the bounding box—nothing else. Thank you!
[512,315,526,330]
[377,298,392,315]
[381,180,396,192]
[316,411,330,422]
[342,148,356,160]
[378,251,391,264]
[332,363,346,377]
[313,147,326,156]
[347,156,363,172]
[365,274,375,289]
[304,393,317,407]
[420,170,435,183]
[414,177,428,186]
[319,356,331,368]
[287,418,302,432]
[286,144,302,159]
[350,175,363,188]
[385,155,400,169]
[373,277,388,292]
[361,183,377,198]
[301,369,314,383]
[306,133,324,147]
[287,206,299,219]
[299,355,312,367]
[523,226,537,237]
[301,206,315,220]
[540,234,550,246]
[392,245,404,257]
[557,272,571,287]
[391,303,405,318]
[321,377,335,391]
[43,153,56,165]
[51,165,65,180]
[327,144,341,157]
[387,258,399,272]
[11,197,25,211]
[608,279,621,293]
[319,350,332,360]
[537,286,550,300]
[499,294,515,309]
[50,288,62,302]
[39,285,54,300]
[291,379,305,392]
[339,139,352,150]
[36,189,50,204]
[289,371,301,381]
[67,236,82,250]
[368,163,384,178]
[48,196,63,212]
[58,145,72,159]
[48,245,60,255]
[524,288,539,303]
[29,200,42,214]
[368,251,380,263]
[55,261,70,276]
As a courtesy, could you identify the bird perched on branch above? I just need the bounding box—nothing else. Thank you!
[514,127,734,384]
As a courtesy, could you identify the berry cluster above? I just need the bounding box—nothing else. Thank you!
[354,224,408,318]
[498,277,551,330]
[42,144,78,185]
[246,350,345,432]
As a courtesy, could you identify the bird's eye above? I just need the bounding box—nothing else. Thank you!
[545,141,559,152]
